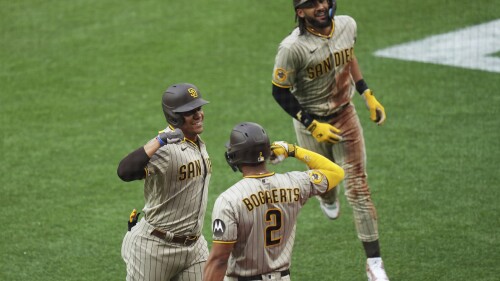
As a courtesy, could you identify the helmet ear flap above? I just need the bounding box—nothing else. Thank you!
[164,110,184,127]
[225,151,238,172]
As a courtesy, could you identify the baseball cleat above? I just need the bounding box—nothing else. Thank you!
[366,257,389,281]
[319,198,340,220]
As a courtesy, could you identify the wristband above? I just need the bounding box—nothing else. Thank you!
[299,110,313,128]
[355,79,369,95]
[288,144,296,158]
[156,135,166,146]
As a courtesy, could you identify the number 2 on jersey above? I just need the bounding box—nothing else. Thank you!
[265,208,282,247]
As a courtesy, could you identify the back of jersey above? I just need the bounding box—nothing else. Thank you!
[212,171,320,277]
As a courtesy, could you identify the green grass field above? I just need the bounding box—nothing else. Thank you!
[1,0,499,280]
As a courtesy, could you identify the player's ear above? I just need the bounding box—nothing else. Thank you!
[296,9,305,18]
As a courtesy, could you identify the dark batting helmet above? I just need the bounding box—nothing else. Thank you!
[293,0,310,8]
[225,122,271,172]
[293,0,335,10]
[162,83,209,127]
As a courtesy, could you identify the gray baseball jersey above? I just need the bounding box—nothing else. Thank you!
[122,131,212,281]
[210,170,329,277]
[272,15,357,117]
[272,16,380,243]
[143,137,211,235]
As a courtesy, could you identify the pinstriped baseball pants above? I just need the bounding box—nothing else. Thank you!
[121,218,208,281]
[293,103,379,242]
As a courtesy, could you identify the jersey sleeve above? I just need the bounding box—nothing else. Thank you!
[145,146,170,177]
[272,44,297,88]
[307,169,330,195]
[211,195,238,243]
[288,171,330,205]
[342,15,358,45]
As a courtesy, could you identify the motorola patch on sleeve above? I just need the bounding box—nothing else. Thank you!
[212,219,226,237]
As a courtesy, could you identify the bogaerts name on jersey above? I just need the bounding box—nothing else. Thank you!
[242,188,300,211]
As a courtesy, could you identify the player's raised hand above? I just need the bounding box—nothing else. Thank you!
[269,141,296,164]
[156,128,184,146]
[307,120,342,144]
[362,89,386,125]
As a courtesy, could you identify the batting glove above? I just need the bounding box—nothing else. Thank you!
[128,209,141,231]
[362,89,386,125]
[269,141,296,165]
[306,120,342,144]
[156,128,184,146]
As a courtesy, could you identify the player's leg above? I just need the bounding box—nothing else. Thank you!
[334,106,379,242]
[333,106,389,280]
[172,236,208,281]
[126,218,191,281]
[122,219,152,281]
[293,119,340,218]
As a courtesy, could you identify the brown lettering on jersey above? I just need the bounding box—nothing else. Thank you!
[206,158,212,173]
[250,194,261,208]
[243,198,254,211]
[187,162,196,178]
[271,189,279,202]
[279,189,287,202]
[265,190,273,204]
[307,56,333,79]
[293,188,300,201]
[178,160,202,180]
[179,165,186,180]
[334,47,354,67]
[195,160,202,175]
[242,188,301,212]
[258,191,266,205]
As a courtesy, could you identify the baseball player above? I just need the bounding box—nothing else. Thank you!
[271,0,389,280]
[117,83,212,281]
[203,122,345,281]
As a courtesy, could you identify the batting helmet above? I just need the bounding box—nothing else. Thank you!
[162,83,209,127]
[294,0,335,9]
[225,122,271,172]
[293,0,309,8]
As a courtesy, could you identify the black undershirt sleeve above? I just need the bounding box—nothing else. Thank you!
[117,147,151,182]
[272,84,313,127]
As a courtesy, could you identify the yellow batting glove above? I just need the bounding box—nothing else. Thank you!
[306,120,342,144]
[129,209,138,223]
[269,141,296,164]
[362,89,386,125]
[128,209,141,231]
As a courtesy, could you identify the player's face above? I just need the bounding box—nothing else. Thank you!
[297,0,331,29]
[179,107,204,140]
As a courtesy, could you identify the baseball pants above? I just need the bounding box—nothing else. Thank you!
[122,218,208,281]
[293,103,379,242]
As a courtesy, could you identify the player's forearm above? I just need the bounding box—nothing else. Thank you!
[272,84,313,127]
[143,137,162,157]
[350,58,373,97]
[294,146,345,189]
[117,146,151,181]
[203,259,228,281]
[117,137,163,182]
[350,57,363,83]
